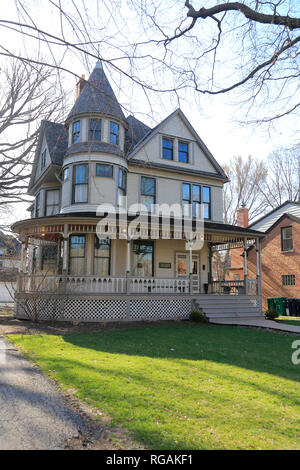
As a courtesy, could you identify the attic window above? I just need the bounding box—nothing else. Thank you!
[41,150,46,170]
[89,118,101,141]
[110,121,119,145]
[178,141,189,163]
[162,138,173,160]
[72,120,81,144]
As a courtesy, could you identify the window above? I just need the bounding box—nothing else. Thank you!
[94,236,111,276]
[96,164,113,178]
[182,184,211,219]
[72,164,88,203]
[110,121,119,145]
[178,141,189,163]
[41,245,57,271]
[41,149,46,170]
[133,241,154,277]
[72,120,80,144]
[32,247,37,273]
[202,186,211,220]
[281,226,293,251]
[69,235,86,275]
[234,274,240,281]
[282,274,295,286]
[63,167,69,181]
[117,168,127,207]
[0,248,4,255]
[162,138,173,160]
[141,176,156,211]
[35,192,41,218]
[45,189,60,216]
[89,118,101,141]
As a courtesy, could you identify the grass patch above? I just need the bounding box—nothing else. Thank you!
[277,316,300,326]
[9,323,300,450]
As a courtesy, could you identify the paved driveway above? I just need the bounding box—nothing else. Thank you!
[0,337,89,450]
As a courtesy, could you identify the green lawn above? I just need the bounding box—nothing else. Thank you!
[277,316,300,326]
[9,323,300,450]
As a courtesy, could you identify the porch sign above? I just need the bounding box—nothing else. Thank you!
[159,262,172,269]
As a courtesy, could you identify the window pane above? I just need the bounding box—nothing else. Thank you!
[70,236,85,257]
[118,168,126,190]
[72,121,80,143]
[74,164,88,183]
[162,138,173,160]
[63,167,69,180]
[192,185,200,202]
[95,237,110,256]
[202,186,210,203]
[46,190,60,205]
[94,258,110,276]
[133,241,153,276]
[110,121,119,145]
[41,246,57,271]
[46,205,59,216]
[141,195,154,212]
[74,184,88,203]
[69,257,85,276]
[203,203,210,220]
[178,142,188,163]
[96,164,113,177]
[177,255,187,275]
[89,119,101,141]
[141,177,155,196]
[182,184,190,201]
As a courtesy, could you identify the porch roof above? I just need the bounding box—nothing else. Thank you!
[12,212,265,241]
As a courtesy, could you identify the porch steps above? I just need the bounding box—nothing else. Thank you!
[193,295,263,322]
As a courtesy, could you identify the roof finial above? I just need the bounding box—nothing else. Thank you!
[96,44,102,69]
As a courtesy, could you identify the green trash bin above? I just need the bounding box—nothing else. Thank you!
[267,298,276,311]
[274,297,288,316]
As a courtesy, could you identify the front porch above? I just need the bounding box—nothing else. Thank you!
[12,214,264,322]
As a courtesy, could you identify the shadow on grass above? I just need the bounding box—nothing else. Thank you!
[62,323,300,383]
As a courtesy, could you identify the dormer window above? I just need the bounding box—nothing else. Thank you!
[178,141,189,163]
[89,118,101,141]
[72,120,81,144]
[162,138,173,160]
[110,121,119,145]
[41,149,46,170]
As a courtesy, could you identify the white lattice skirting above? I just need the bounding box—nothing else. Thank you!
[14,294,192,323]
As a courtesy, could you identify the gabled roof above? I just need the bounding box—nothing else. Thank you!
[43,121,68,165]
[28,120,67,191]
[125,115,151,153]
[265,212,300,234]
[249,200,300,232]
[66,62,126,123]
[127,108,228,180]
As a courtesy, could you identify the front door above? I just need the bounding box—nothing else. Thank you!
[175,253,200,293]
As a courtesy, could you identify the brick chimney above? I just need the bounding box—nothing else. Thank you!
[75,74,86,101]
[236,206,249,228]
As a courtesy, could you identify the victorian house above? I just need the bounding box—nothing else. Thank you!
[12,61,264,322]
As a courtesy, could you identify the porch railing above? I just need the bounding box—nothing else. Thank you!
[17,274,189,295]
[209,279,257,295]
[16,274,257,295]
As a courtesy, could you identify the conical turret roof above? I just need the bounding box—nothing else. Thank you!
[67,62,125,122]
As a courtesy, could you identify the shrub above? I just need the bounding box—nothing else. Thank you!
[190,309,206,323]
[265,309,278,320]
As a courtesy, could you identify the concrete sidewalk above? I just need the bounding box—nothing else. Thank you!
[210,317,300,334]
[0,337,89,450]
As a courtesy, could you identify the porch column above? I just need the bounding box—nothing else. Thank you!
[62,238,68,273]
[188,241,193,295]
[20,241,28,274]
[126,239,131,294]
[256,238,262,296]
[243,238,248,295]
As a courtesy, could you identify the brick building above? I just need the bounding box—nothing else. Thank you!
[227,201,300,310]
